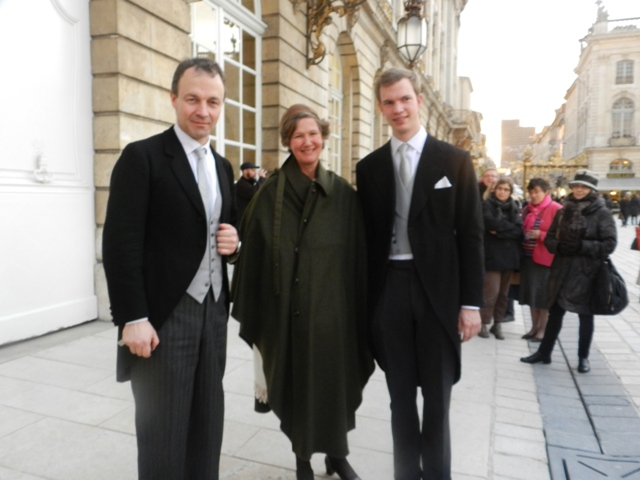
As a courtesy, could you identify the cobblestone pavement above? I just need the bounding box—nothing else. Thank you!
[0,222,638,479]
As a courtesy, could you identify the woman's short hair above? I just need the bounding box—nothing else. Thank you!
[495,176,514,193]
[279,104,330,148]
[527,177,551,193]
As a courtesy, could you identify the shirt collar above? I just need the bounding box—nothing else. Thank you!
[390,126,428,155]
[173,124,210,156]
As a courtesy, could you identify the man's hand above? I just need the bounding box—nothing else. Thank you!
[216,223,239,255]
[121,321,159,358]
[458,308,481,342]
[258,168,268,179]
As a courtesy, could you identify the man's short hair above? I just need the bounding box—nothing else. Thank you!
[375,68,421,103]
[171,57,225,95]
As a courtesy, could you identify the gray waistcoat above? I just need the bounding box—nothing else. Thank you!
[186,180,224,303]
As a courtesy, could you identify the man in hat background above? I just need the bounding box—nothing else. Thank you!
[235,162,267,221]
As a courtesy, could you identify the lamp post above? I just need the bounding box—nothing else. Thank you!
[397,0,428,67]
[521,145,532,192]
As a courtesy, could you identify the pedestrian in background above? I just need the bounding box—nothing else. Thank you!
[478,167,498,199]
[519,178,562,342]
[234,161,266,221]
[479,176,522,340]
[521,170,616,374]
[232,104,374,480]
[629,192,640,225]
[620,192,631,226]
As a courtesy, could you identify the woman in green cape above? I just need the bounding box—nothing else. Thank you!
[231,104,374,480]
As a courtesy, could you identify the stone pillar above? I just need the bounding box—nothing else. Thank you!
[90,0,191,320]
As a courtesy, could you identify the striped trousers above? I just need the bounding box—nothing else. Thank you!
[130,290,228,480]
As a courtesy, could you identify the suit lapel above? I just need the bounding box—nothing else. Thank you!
[374,142,397,229]
[409,135,447,222]
[164,129,208,219]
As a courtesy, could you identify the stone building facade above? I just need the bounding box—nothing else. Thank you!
[562,6,640,196]
[0,0,481,343]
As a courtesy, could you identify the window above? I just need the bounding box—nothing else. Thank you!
[612,98,634,138]
[610,159,632,171]
[327,53,343,174]
[191,0,264,172]
[616,60,634,85]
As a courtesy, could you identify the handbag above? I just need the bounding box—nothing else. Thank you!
[590,257,628,315]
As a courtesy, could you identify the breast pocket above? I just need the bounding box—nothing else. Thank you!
[427,186,455,227]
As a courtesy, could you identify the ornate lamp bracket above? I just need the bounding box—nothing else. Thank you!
[302,0,366,68]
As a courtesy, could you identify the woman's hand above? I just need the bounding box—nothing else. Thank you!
[525,229,541,239]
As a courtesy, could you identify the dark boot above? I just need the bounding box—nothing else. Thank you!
[296,457,314,480]
[490,323,505,340]
[478,324,490,338]
[520,351,551,364]
[578,357,591,373]
[325,456,361,480]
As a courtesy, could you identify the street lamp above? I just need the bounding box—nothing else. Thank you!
[521,145,532,192]
[397,0,428,66]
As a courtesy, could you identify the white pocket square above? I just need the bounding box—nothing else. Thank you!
[434,176,452,189]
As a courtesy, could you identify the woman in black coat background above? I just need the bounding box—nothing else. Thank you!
[479,177,522,340]
[521,171,617,373]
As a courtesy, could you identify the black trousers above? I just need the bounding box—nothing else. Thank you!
[130,290,228,480]
[372,261,456,480]
[538,301,594,359]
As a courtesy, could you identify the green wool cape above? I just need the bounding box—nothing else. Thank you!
[231,157,374,460]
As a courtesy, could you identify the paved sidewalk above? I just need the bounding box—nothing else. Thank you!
[0,305,545,480]
[0,222,638,480]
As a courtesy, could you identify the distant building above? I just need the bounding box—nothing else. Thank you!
[501,119,536,169]
[564,4,640,197]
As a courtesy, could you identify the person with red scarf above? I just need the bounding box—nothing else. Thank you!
[518,178,562,341]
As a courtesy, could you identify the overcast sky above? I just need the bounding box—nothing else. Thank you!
[457,0,639,163]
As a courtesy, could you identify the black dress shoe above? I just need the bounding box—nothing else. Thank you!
[520,352,551,364]
[578,357,591,373]
[325,456,361,480]
[521,332,534,339]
